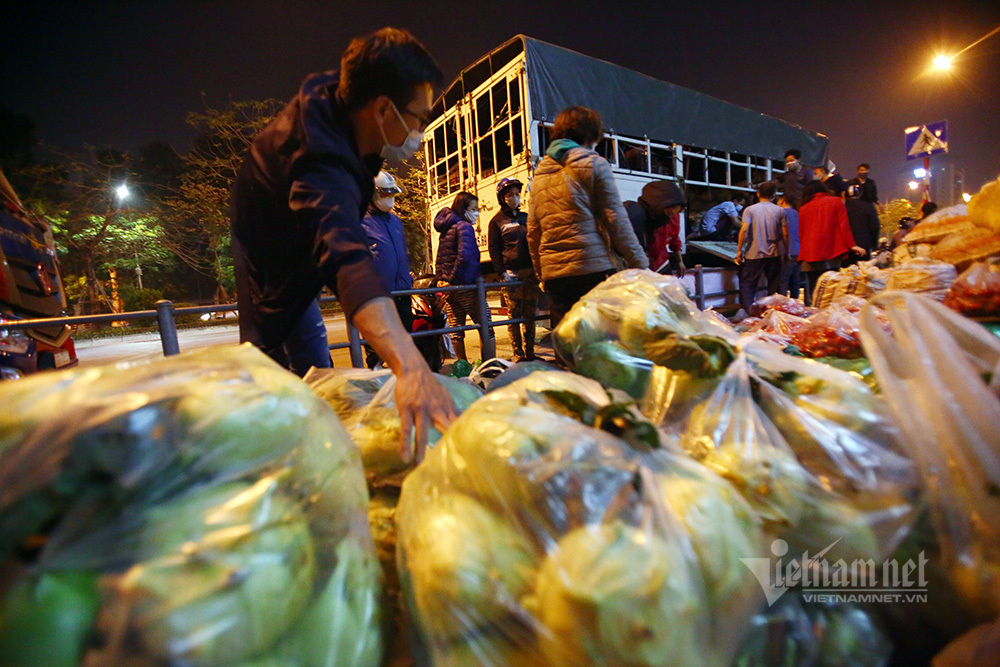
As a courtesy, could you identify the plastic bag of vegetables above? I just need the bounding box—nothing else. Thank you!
[395,370,765,666]
[732,590,892,667]
[0,344,382,667]
[552,269,738,425]
[304,367,392,421]
[679,343,918,564]
[338,374,482,488]
[860,292,1000,620]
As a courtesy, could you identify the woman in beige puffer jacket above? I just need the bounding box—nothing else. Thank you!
[527,106,648,327]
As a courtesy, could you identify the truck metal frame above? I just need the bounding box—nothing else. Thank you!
[422,35,829,308]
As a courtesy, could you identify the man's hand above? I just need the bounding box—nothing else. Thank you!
[352,297,458,462]
[394,364,459,463]
[735,253,743,265]
[850,245,866,256]
[674,259,687,278]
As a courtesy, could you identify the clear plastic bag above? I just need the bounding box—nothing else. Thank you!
[791,304,865,358]
[748,293,809,318]
[0,344,382,667]
[745,309,810,348]
[338,373,482,489]
[395,370,766,667]
[732,590,892,667]
[552,269,737,424]
[942,259,1000,318]
[304,366,392,421]
[679,344,918,564]
[860,291,1000,620]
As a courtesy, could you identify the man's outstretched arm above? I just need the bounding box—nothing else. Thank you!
[352,296,458,463]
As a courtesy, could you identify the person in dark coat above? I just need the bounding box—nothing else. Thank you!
[774,149,812,209]
[361,170,413,368]
[623,180,687,275]
[844,183,882,258]
[230,27,456,459]
[488,177,539,360]
[434,191,492,362]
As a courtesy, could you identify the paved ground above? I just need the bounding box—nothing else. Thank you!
[74,310,556,370]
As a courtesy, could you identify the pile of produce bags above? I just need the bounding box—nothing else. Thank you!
[395,370,766,667]
[0,344,382,667]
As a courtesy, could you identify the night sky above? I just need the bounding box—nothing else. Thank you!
[4,0,999,202]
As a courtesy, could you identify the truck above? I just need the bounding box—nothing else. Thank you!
[0,169,78,378]
[420,35,829,310]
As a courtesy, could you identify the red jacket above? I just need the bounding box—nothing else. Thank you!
[649,213,681,268]
[797,193,856,263]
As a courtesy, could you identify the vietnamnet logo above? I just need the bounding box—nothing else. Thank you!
[740,539,929,606]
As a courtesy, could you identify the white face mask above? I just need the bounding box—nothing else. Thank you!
[374,196,394,212]
[464,209,479,224]
[787,159,802,172]
[378,100,424,166]
[505,194,521,210]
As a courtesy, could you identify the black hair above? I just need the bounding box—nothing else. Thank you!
[799,180,829,207]
[551,106,604,146]
[758,181,777,199]
[921,201,939,218]
[858,163,871,170]
[451,191,478,219]
[784,149,802,160]
[337,27,444,112]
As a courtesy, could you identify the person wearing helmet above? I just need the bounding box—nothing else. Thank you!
[360,171,413,368]
[488,177,539,361]
[623,180,687,276]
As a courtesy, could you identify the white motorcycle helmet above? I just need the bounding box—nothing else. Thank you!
[467,358,514,390]
[373,171,404,212]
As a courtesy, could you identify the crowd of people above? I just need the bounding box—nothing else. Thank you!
[227,25,929,455]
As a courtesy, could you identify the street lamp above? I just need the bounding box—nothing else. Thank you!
[116,184,129,200]
[908,181,920,191]
[962,192,972,203]
[933,55,952,71]
[913,167,927,179]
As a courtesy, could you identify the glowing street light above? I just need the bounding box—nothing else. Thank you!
[962,192,972,203]
[933,55,952,71]
[913,167,927,178]
[908,181,920,191]
[930,23,1000,73]
[116,184,129,200]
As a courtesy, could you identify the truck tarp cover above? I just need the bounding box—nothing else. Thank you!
[522,37,828,165]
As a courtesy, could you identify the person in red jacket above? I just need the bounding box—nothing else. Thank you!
[797,181,864,304]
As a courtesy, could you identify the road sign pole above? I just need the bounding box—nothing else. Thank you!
[923,157,931,202]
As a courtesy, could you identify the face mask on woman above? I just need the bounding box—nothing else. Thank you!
[464,209,479,224]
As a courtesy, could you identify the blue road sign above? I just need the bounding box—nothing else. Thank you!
[905,120,948,161]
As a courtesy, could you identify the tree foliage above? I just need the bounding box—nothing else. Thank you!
[386,151,433,275]
[155,99,283,302]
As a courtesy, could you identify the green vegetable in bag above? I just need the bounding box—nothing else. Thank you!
[532,521,703,667]
[0,570,100,667]
[119,477,315,667]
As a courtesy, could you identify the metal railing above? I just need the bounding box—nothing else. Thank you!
[3,265,729,368]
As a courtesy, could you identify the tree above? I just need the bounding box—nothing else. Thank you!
[16,147,174,314]
[387,151,433,275]
[156,99,283,302]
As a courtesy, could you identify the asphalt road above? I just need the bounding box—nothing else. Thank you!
[74,314,353,367]
[72,310,529,369]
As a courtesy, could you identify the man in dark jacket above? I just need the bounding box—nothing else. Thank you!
[361,170,413,368]
[624,180,687,276]
[488,177,539,360]
[774,148,812,209]
[230,27,456,460]
[845,185,881,258]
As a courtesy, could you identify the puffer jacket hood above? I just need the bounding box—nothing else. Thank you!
[434,207,463,233]
[639,180,686,211]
